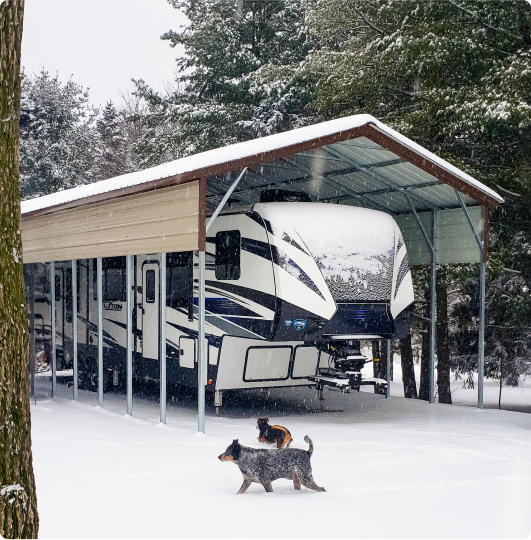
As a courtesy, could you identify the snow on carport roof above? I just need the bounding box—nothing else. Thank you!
[20,113,503,217]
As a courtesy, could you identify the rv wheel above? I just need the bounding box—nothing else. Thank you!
[78,357,98,392]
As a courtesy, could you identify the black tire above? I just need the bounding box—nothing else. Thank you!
[78,356,98,392]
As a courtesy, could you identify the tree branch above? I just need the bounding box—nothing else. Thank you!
[347,1,385,37]
[445,0,521,40]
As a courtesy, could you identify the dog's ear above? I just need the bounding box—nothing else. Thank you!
[264,417,269,423]
[233,439,239,444]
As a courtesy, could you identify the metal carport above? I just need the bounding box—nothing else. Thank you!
[21,114,503,431]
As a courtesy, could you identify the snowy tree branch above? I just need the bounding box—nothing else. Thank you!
[445,0,521,40]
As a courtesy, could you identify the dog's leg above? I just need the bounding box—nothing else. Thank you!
[299,472,326,492]
[237,479,252,494]
[292,471,301,490]
[260,478,274,493]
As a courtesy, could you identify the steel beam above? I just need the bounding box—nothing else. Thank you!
[72,259,78,401]
[126,255,133,416]
[455,190,483,250]
[429,211,437,404]
[160,252,167,424]
[28,265,35,399]
[197,250,206,433]
[50,261,56,397]
[386,339,391,398]
[206,168,247,232]
[478,208,486,410]
[97,257,103,407]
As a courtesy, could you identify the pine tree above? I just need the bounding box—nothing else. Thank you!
[19,70,98,199]
[130,0,319,164]
[0,1,39,536]
[305,0,531,399]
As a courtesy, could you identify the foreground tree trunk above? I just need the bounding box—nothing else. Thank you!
[436,278,452,404]
[0,2,39,537]
[400,335,418,398]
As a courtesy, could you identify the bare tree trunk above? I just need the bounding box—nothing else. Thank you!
[372,340,385,394]
[436,279,452,404]
[418,290,431,401]
[400,335,418,398]
[499,354,503,409]
[0,2,39,537]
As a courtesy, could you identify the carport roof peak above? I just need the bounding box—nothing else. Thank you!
[20,114,503,217]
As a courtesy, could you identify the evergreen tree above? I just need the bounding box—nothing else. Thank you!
[130,0,319,165]
[19,70,99,199]
[305,0,531,399]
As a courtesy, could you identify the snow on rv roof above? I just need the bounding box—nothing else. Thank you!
[20,114,503,215]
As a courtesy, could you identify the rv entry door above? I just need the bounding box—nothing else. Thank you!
[142,262,159,360]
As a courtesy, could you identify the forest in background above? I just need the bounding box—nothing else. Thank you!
[19,0,531,407]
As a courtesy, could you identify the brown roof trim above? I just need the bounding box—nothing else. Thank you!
[22,121,499,219]
[360,124,499,209]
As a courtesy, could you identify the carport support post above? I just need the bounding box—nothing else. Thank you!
[97,257,103,407]
[160,252,167,424]
[429,212,437,404]
[386,339,391,398]
[28,264,35,399]
[126,255,133,416]
[478,206,486,410]
[72,259,78,400]
[50,261,56,397]
[198,250,206,433]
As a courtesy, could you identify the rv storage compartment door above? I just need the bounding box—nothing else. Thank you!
[292,345,319,378]
[179,337,195,369]
[244,346,292,382]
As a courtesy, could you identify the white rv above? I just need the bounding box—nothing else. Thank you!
[46,200,413,403]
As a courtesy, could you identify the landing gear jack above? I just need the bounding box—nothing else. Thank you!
[214,390,223,417]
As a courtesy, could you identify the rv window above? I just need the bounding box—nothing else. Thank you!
[103,257,126,302]
[55,274,61,301]
[215,231,241,281]
[167,252,193,309]
[104,269,126,302]
[76,261,81,313]
[92,258,97,301]
[65,268,72,323]
[145,270,156,303]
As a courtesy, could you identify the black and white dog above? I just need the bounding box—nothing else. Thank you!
[218,435,325,494]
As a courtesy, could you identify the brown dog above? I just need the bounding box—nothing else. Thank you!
[257,417,293,448]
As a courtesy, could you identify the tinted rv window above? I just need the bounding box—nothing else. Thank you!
[145,270,156,303]
[215,231,241,280]
[167,252,193,309]
[103,257,126,302]
[65,268,72,323]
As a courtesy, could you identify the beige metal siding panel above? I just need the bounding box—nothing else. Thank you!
[21,182,199,263]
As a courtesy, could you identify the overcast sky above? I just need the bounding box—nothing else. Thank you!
[21,0,187,107]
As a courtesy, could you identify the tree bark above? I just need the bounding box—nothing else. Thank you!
[418,290,431,401]
[372,340,386,394]
[436,280,452,404]
[0,2,39,537]
[400,335,418,398]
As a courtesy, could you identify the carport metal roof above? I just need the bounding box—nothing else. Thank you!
[21,113,502,217]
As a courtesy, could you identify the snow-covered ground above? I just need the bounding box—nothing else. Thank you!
[32,380,531,539]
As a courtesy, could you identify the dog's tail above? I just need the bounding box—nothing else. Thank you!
[304,435,314,457]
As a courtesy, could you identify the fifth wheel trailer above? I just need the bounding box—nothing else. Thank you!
[36,199,414,407]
